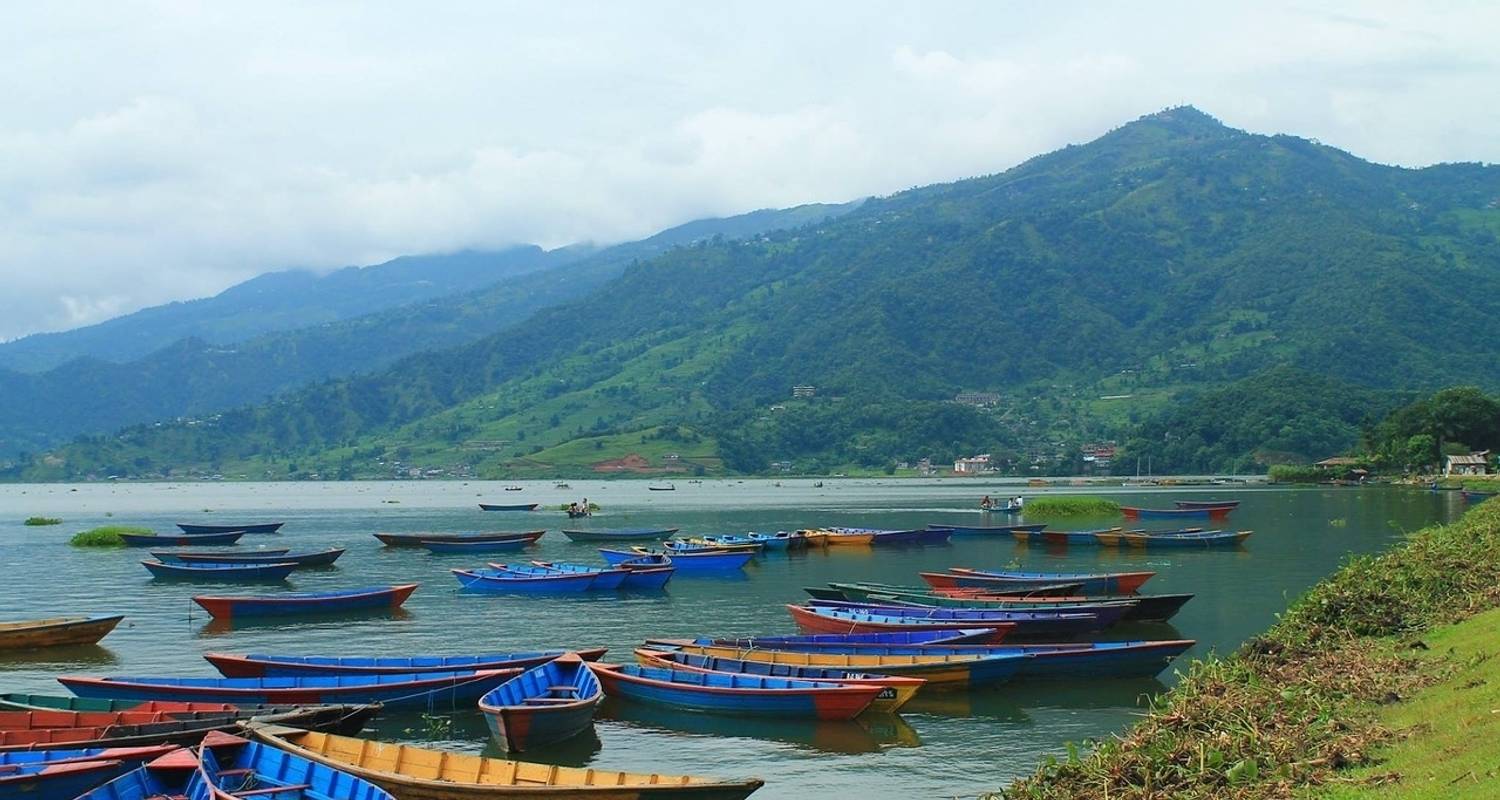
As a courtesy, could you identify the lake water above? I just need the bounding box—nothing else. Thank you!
[0,480,1467,798]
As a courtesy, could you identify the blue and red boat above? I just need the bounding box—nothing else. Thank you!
[141,560,297,582]
[595,554,675,590]
[653,629,1002,649]
[592,663,883,720]
[203,648,607,678]
[58,669,517,710]
[1173,499,1240,511]
[789,603,1118,639]
[600,547,752,572]
[0,744,176,798]
[710,638,1195,679]
[491,562,629,591]
[1120,506,1232,520]
[633,648,925,712]
[191,584,418,620]
[478,653,602,752]
[945,568,1156,595]
[452,567,597,593]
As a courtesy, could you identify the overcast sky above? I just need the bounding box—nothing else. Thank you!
[2,1,1497,341]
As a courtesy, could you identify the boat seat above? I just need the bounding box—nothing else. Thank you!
[522,697,577,704]
[546,686,580,695]
[230,784,311,797]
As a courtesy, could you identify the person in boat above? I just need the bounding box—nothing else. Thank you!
[1013,495,1025,508]
[580,498,591,515]
[981,494,993,510]
[567,501,579,515]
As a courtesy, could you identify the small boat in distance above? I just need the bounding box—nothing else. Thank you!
[478,502,539,511]
[192,584,418,620]
[647,483,676,491]
[504,485,524,491]
[159,548,344,568]
[176,521,284,535]
[561,527,678,542]
[1120,506,1232,520]
[119,531,245,547]
[373,530,544,548]
[0,615,124,651]
[1172,499,1241,510]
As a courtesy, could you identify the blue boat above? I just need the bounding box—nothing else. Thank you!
[746,531,803,550]
[716,639,1195,679]
[652,628,1002,648]
[506,561,629,590]
[204,647,607,677]
[592,664,883,720]
[1096,530,1251,548]
[791,603,1123,638]
[119,531,245,547]
[58,669,517,710]
[141,560,297,582]
[869,529,929,545]
[1464,490,1495,503]
[1015,528,1125,546]
[78,730,396,800]
[155,548,342,567]
[600,554,676,590]
[663,540,754,554]
[600,547,753,572]
[634,648,925,712]
[422,537,538,554]
[177,522,284,534]
[689,534,765,550]
[0,744,176,800]
[478,653,602,751]
[560,528,679,543]
[152,548,290,561]
[452,567,597,593]
[193,584,418,620]
[930,522,1047,536]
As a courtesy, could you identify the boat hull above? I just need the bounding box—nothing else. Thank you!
[593,665,879,721]
[119,531,245,547]
[205,648,607,678]
[634,649,922,712]
[478,656,601,752]
[59,670,515,710]
[453,569,597,593]
[479,503,540,511]
[561,528,679,542]
[672,645,1027,689]
[0,616,124,651]
[192,584,418,620]
[177,522,284,534]
[374,531,544,548]
[142,560,296,582]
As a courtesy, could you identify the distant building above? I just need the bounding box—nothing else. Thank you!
[792,385,817,398]
[954,392,1000,407]
[1445,452,1493,477]
[953,454,992,474]
[663,453,681,464]
[916,457,934,476]
[1315,457,1363,469]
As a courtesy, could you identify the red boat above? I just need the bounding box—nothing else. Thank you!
[784,604,1014,643]
[1120,506,1232,520]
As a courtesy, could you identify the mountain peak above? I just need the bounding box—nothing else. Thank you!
[1116,105,1241,142]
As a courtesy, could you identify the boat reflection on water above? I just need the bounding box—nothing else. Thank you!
[1011,677,1169,711]
[0,644,119,670]
[196,607,416,636]
[597,697,920,754]
[364,709,605,768]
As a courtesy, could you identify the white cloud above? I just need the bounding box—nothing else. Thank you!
[0,1,1497,341]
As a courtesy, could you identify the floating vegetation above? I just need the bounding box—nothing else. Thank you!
[1020,497,1119,518]
[69,525,151,548]
[556,502,602,512]
[23,516,62,526]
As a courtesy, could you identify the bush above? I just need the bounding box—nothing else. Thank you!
[69,525,151,547]
[1268,464,1325,483]
[1021,496,1120,518]
[23,516,62,526]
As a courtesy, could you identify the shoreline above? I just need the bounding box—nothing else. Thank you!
[996,499,1500,798]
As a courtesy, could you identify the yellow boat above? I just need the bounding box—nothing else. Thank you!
[796,529,830,547]
[820,530,875,546]
[674,644,1014,689]
[247,724,765,799]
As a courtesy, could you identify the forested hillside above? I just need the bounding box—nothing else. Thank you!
[12,107,1500,480]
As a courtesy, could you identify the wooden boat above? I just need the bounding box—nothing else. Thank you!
[651,629,1002,650]
[502,562,629,591]
[424,537,540,554]
[1120,506,1231,520]
[152,547,286,561]
[917,526,953,543]
[821,587,1139,616]
[589,554,675,590]
[118,531,245,547]
[177,522,284,534]
[142,560,297,582]
[680,638,1194,679]
[868,529,929,545]
[979,502,1022,513]
[647,484,676,491]
[59,669,517,710]
[561,528,679,543]
[918,572,1090,594]
[192,584,418,620]
[0,693,307,714]
[163,547,343,567]
[661,645,1029,689]
[602,547,752,572]
[453,568,598,593]
[821,531,875,546]
[947,569,1156,595]
[1096,530,1252,548]
[566,509,592,519]
[0,743,177,798]
[0,703,379,752]
[592,663,882,720]
[672,539,762,554]
[478,654,602,751]
[0,615,124,651]
[928,522,1047,536]
[205,648,607,678]
[375,530,545,548]
[1032,528,1128,546]
[745,531,802,550]
[634,649,923,712]
[479,503,540,512]
[246,724,765,799]
[784,606,1014,642]
[791,603,1120,638]
[1172,499,1240,510]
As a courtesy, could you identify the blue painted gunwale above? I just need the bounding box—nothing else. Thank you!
[57,669,517,709]
[592,664,881,719]
[452,567,597,593]
[492,562,628,591]
[142,560,297,582]
[203,648,606,677]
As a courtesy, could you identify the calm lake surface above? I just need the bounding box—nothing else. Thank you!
[0,480,1467,798]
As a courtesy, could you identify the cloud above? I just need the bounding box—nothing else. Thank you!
[0,1,1498,341]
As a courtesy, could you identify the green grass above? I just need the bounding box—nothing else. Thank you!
[69,525,151,547]
[22,516,61,526]
[1020,496,1120,518]
[1318,607,1500,799]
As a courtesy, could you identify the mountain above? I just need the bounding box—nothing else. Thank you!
[0,202,860,457]
[12,107,1500,481]
[0,247,571,373]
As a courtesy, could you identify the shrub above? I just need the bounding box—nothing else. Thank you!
[69,525,151,547]
[1021,496,1120,518]
[23,516,62,526]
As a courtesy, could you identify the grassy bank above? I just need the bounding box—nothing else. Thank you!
[998,499,1500,799]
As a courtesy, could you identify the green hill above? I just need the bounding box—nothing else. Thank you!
[12,107,1500,480]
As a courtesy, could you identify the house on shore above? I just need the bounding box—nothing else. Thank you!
[1444,451,1493,477]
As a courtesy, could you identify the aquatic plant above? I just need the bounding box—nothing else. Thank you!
[23,516,62,526]
[69,525,151,547]
[1019,497,1119,518]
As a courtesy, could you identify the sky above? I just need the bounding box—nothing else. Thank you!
[2,1,1498,341]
